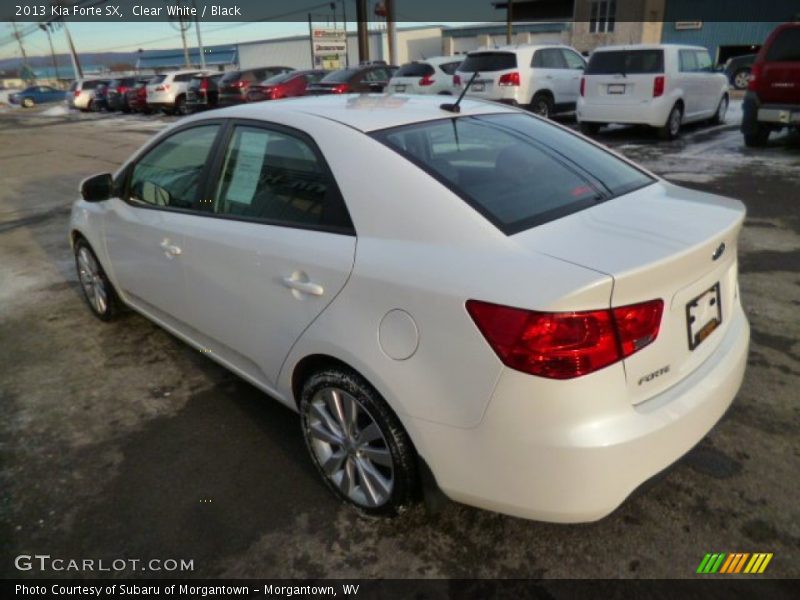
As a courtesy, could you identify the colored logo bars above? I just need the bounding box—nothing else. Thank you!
[697,552,773,574]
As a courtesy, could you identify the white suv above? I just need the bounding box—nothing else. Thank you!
[66,78,109,111]
[577,44,730,140]
[388,56,463,95]
[454,44,586,117]
[147,69,215,115]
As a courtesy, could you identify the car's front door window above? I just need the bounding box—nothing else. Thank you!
[128,125,219,209]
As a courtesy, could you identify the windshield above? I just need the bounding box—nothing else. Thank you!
[458,52,517,72]
[372,113,654,235]
[587,50,664,75]
[321,69,358,83]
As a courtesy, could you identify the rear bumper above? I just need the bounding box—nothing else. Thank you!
[410,300,749,522]
[742,92,800,132]
[577,96,673,128]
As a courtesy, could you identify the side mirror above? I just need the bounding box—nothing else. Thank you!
[80,173,113,202]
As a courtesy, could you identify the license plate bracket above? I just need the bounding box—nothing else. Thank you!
[607,84,626,94]
[394,84,406,93]
[686,283,722,350]
[472,82,485,92]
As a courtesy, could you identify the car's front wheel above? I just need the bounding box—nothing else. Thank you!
[300,366,418,516]
[22,97,34,108]
[74,239,120,321]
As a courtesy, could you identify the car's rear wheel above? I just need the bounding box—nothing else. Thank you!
[74,239,120,321]
[658,104,682,140]
[733,69,750,90]
[175,95,188,116]
[711,94,729,125]
[300,366,418,516]
[530,92,553,119]
[22,97,34,108]
[579,122,601,135]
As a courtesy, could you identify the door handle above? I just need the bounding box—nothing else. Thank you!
[160,239,182,257]
[282,275,324,296]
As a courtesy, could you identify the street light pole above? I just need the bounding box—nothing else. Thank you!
[39,23,61,84]
[191,0,206,68]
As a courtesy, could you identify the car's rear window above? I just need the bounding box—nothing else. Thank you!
[82,80,103,90]
[321,69,358,83]
[765,28,800,62]
[263,72,294,84]
[395,62,436,77]
[587,50,664,75]
[150,75,166,84]
[219,71,242,84]
[372,113,654,235]
[459,52,517,72]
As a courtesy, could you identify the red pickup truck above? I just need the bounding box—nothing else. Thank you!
[742,23,800,147]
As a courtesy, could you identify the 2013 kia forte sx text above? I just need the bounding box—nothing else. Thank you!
[69,95,749,522]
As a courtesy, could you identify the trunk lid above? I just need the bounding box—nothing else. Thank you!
[512,181,745,404]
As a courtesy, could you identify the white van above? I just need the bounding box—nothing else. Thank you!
[454,44,586,118]
[577,44,729,139]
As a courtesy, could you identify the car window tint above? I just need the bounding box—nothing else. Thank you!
[539,49,568,69]
[562,49,586,70]
[322,69,357,83]
[374,113,653,235]
[307,71,325,83]
[586,50,664,74]
[460,52,517,72]
[396,63,435,77]
[766,28,800,61]
[695,50,713,72]
[212,126,352,231]
[439,61,462,75]
[129,125,219,209]
[679,50,698,72]
[150,75,166,84]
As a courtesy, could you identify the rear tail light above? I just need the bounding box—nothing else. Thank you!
[453,74,462,86]
[231,80,247,88]
[419,74,435,86]
[653,75,665,98]
[200,79,209,91]
[331,83,350,94]
[466,299,663,380]
[73,90,80,97]
[748,62,762,91]
[498,72,520,86]
[580,77,586,97]
[154,84,168,92]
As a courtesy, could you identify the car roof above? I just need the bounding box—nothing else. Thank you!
[593,43,707,52]
[183,93,519,133]
[469,44,570,54]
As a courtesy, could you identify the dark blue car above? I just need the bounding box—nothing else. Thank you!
[9,85,66,108]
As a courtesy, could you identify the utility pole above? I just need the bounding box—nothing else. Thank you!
[11,21,32,82]
[386,0,397,66]
[192,0,206,68]
[507,0,514,44]
[341,0,349,67]
[308,14,315,69]
[39,23,61,84]
[62,20,83,79]
[356,0,369,64]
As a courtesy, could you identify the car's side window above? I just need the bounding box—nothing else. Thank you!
[679,50,698,72]
[533,49,567,69]
[128,125,219,209]
[440,62,461,75]
[562,50,586,70]
[695,50,713,72]
[211,125,353,232]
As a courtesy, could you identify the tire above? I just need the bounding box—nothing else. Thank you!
[658,103,682,140]
[74,239,120,321]
[530,92,553,119]
[579,122,600,135]
[299,367,418,516]
[22,97,34,108]
[174,95,188,116]
[744,125,770,147]
[711,94,729,125]
[733,69,750,90]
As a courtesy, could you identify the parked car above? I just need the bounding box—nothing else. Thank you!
[306,65,397,94]
[454,45,586,117]
[246,70,327,102]
[577,44,729,140]
[126,80,152,114]
[91,82,109,112]
[388,57,462,95]
[66,78,110,111]
[724,53,757,90]
[106,77,139,112]
[186,73,224,112]
[9,85,65,107]
[217,67,294,106]
[146,69,214,115]
[69,95,749,523]
[741,23,800,147]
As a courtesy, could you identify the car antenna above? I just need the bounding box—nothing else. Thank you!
[440,71,479,114]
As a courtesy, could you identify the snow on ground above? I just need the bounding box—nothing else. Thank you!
[40,104,70,117]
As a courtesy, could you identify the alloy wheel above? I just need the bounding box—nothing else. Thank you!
[734,71,750,90]
[305,387,394,508]
[77,246,108,315]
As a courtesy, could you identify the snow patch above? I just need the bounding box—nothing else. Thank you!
[40,105,70,117]
[662,172,718,183]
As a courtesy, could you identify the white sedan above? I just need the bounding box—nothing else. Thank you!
[69,94,749,522]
